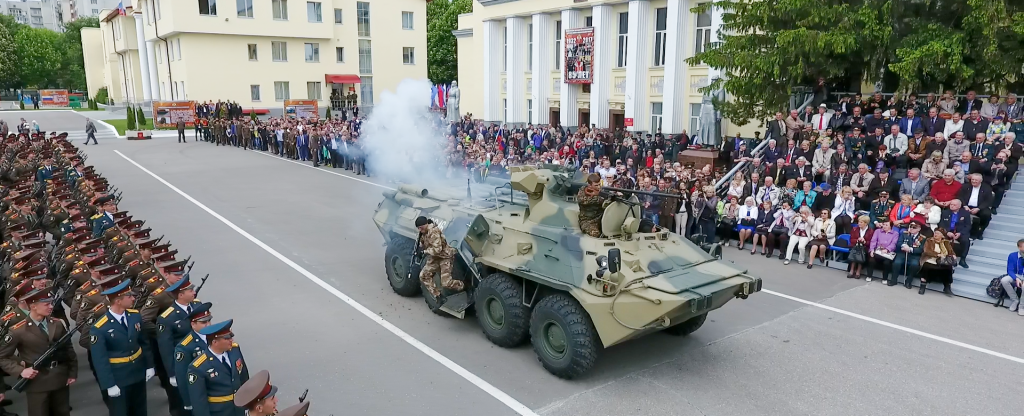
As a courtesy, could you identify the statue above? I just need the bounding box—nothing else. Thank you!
[697,81,724,147]
[446,81,461,123]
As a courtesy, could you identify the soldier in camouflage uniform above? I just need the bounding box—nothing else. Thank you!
[577,173,610,238]
[414,216,463,302]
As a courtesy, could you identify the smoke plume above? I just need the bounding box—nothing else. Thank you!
[361,78,448,186]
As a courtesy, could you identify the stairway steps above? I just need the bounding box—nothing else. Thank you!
[824,259,996,303]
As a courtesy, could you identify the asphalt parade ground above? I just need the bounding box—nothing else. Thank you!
[5,110,1023,416]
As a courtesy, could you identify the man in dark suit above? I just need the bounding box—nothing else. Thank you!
[920,107,946,137]
[938,198,973,264]
[742,172,762,201]
[958,91,983,115]
[898,108,922,136]
[962,110,990,141]
[765,112,788,142]
[956,173,994,240]
[869,168,899,201]
[785,157,812,188]
[829,163,852,190]
[864,108,886,135]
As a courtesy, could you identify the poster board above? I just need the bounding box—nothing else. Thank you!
[284,100,320,119]
[153,101,197,128]
[564,28,595,84]
[39,89,70,107]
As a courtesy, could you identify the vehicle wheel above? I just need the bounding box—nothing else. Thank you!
[530,293,599,380]
[474,273,531,348]
[664,313,707,336]
[384,237,421,297]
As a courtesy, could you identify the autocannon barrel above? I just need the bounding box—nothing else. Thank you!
[601,186,686,199]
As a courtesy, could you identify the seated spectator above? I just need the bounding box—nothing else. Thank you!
[929,169,962,208]
[868,218,899,283]
[831,185,857,235]
[781,178,799,205]
[793,180,817,209]
[784,206,814,265]
[892,221,926,288]
[751,199,774,255]
[718,195,741,245]
[851,163,875,209]
[920,227,956,296]
[869,168,899,201]
[807,209,836,269]
[755,176,781,207]
[938,198,973,266]
[890,194,917,230]
[913,196,941,230]
[736,196,759,251]
[921,151,946,181]
[900,168,931,204]
[989,151,1010,215]
[869,190,894,228]
[786,157,813,189]
[812,183,836,214]
[997,239,1024,316]
[727,174,746,200]
[956,173,994,240]
[848,215,874,279]
[766,200,795,259]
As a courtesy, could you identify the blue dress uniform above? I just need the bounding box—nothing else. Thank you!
[89,280,155,416]
[892,225,926,286]
[92,195,118,238]
[36,164,57,182]
[187,320,248,416]
[156,278,203,376]
[174,304,213,412]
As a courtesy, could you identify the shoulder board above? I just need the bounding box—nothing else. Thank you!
[146,275,160,284]
[94,316,108,328]
[126,309,139,313]
[79,281,91,290]
[90,214,102,220]
[85,289,99,297]
[1,312,15,321]
[38,167,43,170]
[92,304,105,312]
[152,287,165,296]
[10,321,27,331]
[180,334,194,346]
[232,342,239,348]
[192,353,208,367]
[160,307,175,318]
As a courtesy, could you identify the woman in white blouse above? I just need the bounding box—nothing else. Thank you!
[784,206,814,265]
[913,196,942,230]
[806,208,837,269]
[727,175,746,201]
[943,112,965,138]
[736,197,759,251]
[830,186,857,235]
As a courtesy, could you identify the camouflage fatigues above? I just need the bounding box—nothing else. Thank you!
[418,224,463,297]
[576,186,607,238]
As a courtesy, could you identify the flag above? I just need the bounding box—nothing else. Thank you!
[436,84,447,108]
[117,0,127,15]
[430,84,438,108]
[496,124,505,152]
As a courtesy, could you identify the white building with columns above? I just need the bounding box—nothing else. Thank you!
[455,0,755,137]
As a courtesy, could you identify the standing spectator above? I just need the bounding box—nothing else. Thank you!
[176,119,186,143]
[848,215,874,279]
[938,199,972,266]
[956,173,994,240]
[85,118,99,145]
[658,178,679,231]
[989,151,1010,215]
[997,239,1024,316]
[674,181,691,237]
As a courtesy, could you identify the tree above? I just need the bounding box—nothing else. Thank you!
[0,24,17,90]
[325,107,332,120]
[127,104,137,131]
[688,0,1024,124]
[14,27,63,88]
[136,106,147,126]
[427,0,472,86]
[59,17,100,91]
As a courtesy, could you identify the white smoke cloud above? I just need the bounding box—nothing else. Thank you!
[360,78,449,186]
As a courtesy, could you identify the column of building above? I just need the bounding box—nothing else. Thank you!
[506,17,528,125]
[146,40,160,100]
[530,13,553,126]
[661,0,690,134]
[133,13,153,102]
[559,9,582,129]
[482,20,504,122]
[624,0,652,132]
[589,5,615,129]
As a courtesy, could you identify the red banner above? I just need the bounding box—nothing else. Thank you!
[40,90,69,107]
[564,28,594,84]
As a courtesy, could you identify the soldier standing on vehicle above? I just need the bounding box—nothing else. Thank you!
[415,216,464,306]
[577,173,610,237]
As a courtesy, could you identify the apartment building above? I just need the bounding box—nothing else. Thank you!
[1,0,65,32]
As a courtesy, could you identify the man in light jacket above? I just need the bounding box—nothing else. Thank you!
[899,168,931,204]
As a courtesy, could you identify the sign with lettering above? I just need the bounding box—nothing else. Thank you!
[564,28,594,85]
[153,101,196,128]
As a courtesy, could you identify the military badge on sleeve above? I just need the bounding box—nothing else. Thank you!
[2,334,12,345]
[90,334,98,345]
[158,324,165,333]
[175,351,185,362]
[145,299,155,308]
[188,373,198,385]
[134,322,141,332]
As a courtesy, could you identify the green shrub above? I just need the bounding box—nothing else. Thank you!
[250,109,257,122]
[96,87,108,105]
[19,100,24,110]
[136,106,147,125]
[325,107,332,120]
[126,104,136,130]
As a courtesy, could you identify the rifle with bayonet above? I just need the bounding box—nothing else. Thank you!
[193,274,210,295]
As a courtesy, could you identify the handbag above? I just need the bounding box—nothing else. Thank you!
[721,216,738,227]
[873,249,896,260]
[849,243,867,263]
[937,255,957,267]
[740,218,755,227]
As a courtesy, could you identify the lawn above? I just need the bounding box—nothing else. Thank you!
[103,119,152,135]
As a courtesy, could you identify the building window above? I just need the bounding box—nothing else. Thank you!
[401,11,413,30]
[528,99,533,123]
[650,102,663,131]
[305,42,319,62]
[198,0,216,16]
[554,20,561,70]
[168,38,175,60]
[307,82,322,100]
[274,82,290,100]
[402,47,415,64]
[306,2,321,22]
[251,85,261,101]
[177,38,182,59]
[690,103,701,134]
[527,23,533,69]
[654,8,667,67]
[502,28,507,72]
[585,16,592,27]
[272,0,288,20]
[356,1,370,37]
[247,43,257,60]
[358,39,372,74]
[236,0,252,17]
[695,4,711,56]
[617,12,628,68]
[157,44,163,63]
[162,82,167,98]
[90,0,96,4]
[92,9,98,14]
[272,41,288,61]
[359,76,373,106]
[334,8,342,24]
[113,20,120,40]
[336,47,344,62]
[182,81,186,98]
[155,0,162,19]
[503,99,507,122]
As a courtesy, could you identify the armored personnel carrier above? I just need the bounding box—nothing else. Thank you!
[373,165,761,379]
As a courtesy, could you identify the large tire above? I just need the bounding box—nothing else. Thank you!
[664,313,707,336]
[474,272,531,348]
[383,238,421,297]
[529,293,599,379]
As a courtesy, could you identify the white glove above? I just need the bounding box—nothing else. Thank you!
[184,406,192,411]
[145,368,155,381]
[169,376,177,387]
[107,386,121,397]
